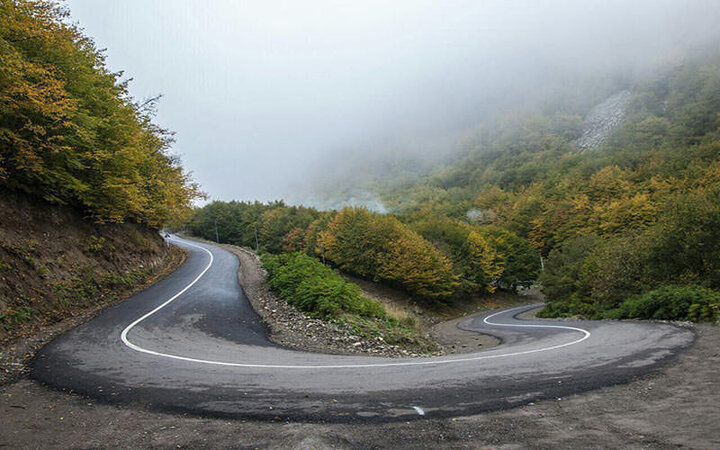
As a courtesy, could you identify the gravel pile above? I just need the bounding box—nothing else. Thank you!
[223,244,436,358]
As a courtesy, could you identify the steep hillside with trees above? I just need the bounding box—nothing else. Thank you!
[0,0,201,227]
[186,51,720,322]
[0,0,200,342]
[372,52,720,321]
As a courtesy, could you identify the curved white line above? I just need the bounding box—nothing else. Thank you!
[120,236,591,369]
[120,239,214,354]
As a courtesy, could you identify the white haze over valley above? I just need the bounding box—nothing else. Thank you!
[66,0,720,203]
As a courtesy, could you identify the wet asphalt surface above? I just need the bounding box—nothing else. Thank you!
[31,236,695,423]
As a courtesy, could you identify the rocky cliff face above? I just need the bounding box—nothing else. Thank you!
[574,90,632,151]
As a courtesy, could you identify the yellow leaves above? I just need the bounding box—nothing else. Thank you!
[694,161,720,190]
[0,0,200,228]
[379,228,458,298]
[465,231,504,293]
[596,193,658,235]
[588,165,631,200]
[319,207,458,299]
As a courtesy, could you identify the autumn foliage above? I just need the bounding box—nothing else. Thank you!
[318,208,458,299]
[185,201,540,301]
[370,53,720,319]
[0,0,201,227]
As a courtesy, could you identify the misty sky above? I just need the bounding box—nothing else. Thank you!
[65,0,720,203]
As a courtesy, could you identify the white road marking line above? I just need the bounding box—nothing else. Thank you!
[120,238,214,355]
[120,236,591,369]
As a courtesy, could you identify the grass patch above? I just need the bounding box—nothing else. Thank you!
[0,307,34,332]
[84,235,115,258]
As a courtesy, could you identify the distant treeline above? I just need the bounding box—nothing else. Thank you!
[184,201,541,301]
[372,53,720,320]
[0,0,201,227]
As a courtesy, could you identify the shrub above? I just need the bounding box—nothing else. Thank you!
[610,285,720,322]
[261,252,387,320]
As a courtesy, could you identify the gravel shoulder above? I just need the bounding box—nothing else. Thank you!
[1,323,715,449]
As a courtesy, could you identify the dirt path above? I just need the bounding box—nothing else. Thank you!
[1,323,716,448]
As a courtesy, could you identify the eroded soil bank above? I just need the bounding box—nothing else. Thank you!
[0,192,185,384]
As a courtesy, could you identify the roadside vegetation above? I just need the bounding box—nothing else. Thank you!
[609,286,719,322]
[185,203,540,303]
[261,252,432,347]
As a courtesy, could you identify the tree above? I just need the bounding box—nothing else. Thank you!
[319,208,458,300]
[0,0,201,227]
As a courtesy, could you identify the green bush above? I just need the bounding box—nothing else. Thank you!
[538,235,602,318]
[261,252,387,320]
[609,285,720,322]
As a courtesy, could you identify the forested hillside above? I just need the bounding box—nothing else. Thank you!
[187,51,720,322]
[0,0,199,341]
[372,52,720,321]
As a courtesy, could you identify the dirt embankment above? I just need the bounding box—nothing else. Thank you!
[0,191,184,383]
[345,274,542,355]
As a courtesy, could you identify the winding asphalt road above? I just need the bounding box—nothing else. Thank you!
[32,236,694,422]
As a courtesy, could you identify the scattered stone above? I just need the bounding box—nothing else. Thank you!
[573,90,632,151]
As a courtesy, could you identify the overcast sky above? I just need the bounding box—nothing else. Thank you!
[65,0,720,203]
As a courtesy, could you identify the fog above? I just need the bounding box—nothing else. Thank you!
[66,0,720,203]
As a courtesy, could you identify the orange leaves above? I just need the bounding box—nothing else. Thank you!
[0,0,200,228]
[282,227,307,253]
[319,207,458,300]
